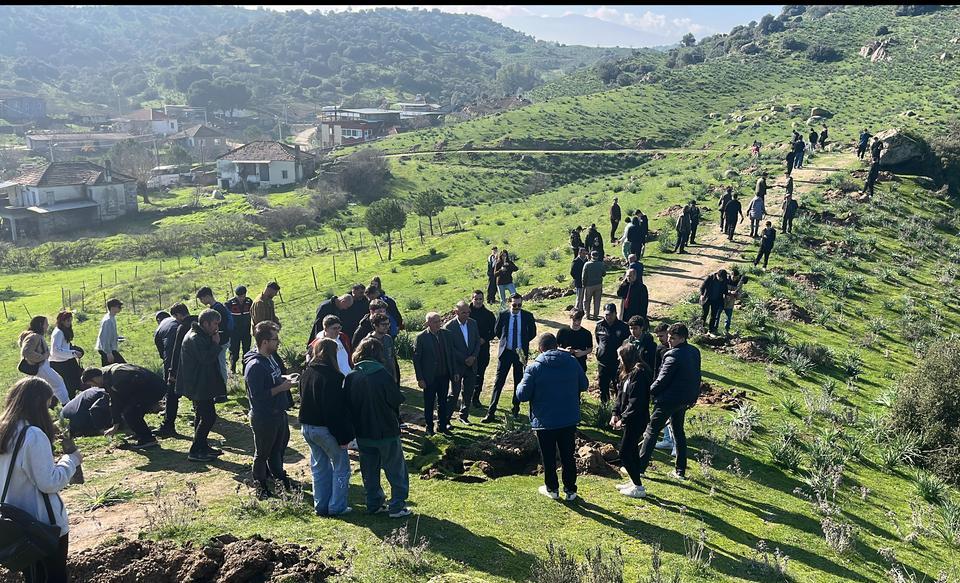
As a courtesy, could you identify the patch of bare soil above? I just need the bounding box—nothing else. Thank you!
[657,204,683,218]
[603,256,628,270]
[766,297,812,323]
[714,336,770,362]
[422,430,619,481]
[522,286,575,302]
[697,382,746,410]
[1,534,342,583]
[813,209,859,226]
[790,272,823,289]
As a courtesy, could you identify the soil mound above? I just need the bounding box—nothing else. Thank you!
[422,430,620,480]
[791,272,823,289]
[697,382,746,410]
[3,534,343,583]
[657,205,683,218]
[716,337,770,362]
[766,297,812,323]
[522,286,575,302]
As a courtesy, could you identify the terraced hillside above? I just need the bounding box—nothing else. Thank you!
[1,5,960,583]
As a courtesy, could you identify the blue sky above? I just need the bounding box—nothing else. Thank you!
[248,5,784,47]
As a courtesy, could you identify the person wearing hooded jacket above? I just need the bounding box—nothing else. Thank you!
[79,364,166,449]
[516,333,588,502]
[176,309,226,463]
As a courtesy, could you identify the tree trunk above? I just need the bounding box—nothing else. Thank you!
[428,215,434,235]
[387,232,393,260]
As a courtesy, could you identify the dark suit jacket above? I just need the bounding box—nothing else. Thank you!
[650,342,701,409]
[307,296,339,348]
[413,328,454,385]
[495,309,537,358]
[443,317,480,375]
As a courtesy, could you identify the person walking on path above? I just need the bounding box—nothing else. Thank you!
[176,308,226,463]
[49,310,84,400]
[784,148,796,177]
[617,268,648,323]
[569,229,583,257]
[494,249,519,310]
[226,286,253,375]
[244,321,295,499]
[626,216,644,258]
[755,221,777,268]
[443,302,480,427]
[686,201,701,245]
[819,125,829,149]
[346,337,411,518]
[793,136,806,169]
[299,338,353,516]
[19,316,69,406]
[857,129,871,160]
[781,192,799,234]
[651,323,675,451]
[610,343,654,498]
[746,192,766,239]
[700,270,729,335]
[870,136,884,162]
[584,224,604,257]
[517,333,588,503]
[809,128,819,151]
[482,294,536,423]
[95,298,125,366]
[80,364,166,449]
[469,291,496,408]
[570,247,588,313]
[486,246,499,305]
[630,323,701,496]
[581,250,607,320]
[865,158,881,197]
[594,303,630,405]
[635,210,649,257]
[557,309,593,373]
[718,186,733,233]
[620,215,634,259]
[723,193,744,241]
[755,172,769,199]
[672,206,691,254]
[723,267,747,335]
[197,287,233,384]
[609,197,622,242]
[413,312,455,436]
[251,282,281,330]
[0,377,83,583]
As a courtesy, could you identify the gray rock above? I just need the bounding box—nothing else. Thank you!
[810,107,833,118]
[876,128,926,167]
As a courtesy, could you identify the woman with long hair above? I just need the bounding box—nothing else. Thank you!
[18,316,69,406]
[299,338,354,516]
[0,377,83,583]
[494,249,519,310]
[49,311,84,400]
[610,343,653,499]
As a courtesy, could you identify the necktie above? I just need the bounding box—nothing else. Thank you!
[512,313,520,351]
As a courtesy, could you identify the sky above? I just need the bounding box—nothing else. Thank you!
[246,5,784,47]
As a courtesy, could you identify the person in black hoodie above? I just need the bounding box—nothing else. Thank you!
[243,321,296,499]
[299,338,354,516]
[570,247,588,313]
[594,303,630,404]
[346,337,411,518]
[155,303,193,438]
[469,290,496,408]
[633,323,701,493]
[754,221,777,269]
[59,387,113,437]
[718,187,733,232]
[610,343,653,498]
[699,270,729,335]
[80,364,167,449]
[616,268,648,322]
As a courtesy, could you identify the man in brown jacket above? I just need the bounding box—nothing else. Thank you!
[251,282,281,330]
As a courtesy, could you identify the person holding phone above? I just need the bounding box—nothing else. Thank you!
[243,321,295,500]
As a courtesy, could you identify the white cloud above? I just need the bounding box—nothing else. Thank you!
[583,5,708,37]
[258,4,533,22]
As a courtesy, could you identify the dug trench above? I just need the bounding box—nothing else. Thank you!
[0,534,345,583]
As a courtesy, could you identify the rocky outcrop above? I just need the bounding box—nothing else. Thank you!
[859,39,893,62]
[810,107,833,118]
[875,128,927,167]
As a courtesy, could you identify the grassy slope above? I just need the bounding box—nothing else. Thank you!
[2,5,960,582]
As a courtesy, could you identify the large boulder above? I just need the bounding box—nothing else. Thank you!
[875,128,927,167]
[810,107,833,118]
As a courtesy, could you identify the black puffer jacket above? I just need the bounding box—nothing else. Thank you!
[650,342,701,409]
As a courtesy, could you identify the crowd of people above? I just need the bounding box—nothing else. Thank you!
[2,127,883,582]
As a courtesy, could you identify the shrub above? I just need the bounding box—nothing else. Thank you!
[915,471,949,505]
[890,341,960,483]
[876,25,890,35]
[532,254,547,268]
[432,276,447,286]
[934,498,960,547]
[768,426,804,471]
[406,298,423,310]
[514,271,531,287]
[338,148,391,204]
[781,36,808,51]
[394,330,415,360]
[806,43,842,63]
[895,5,939,16]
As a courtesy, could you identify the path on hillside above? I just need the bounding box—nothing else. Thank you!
[534,151,857,337]
[383,147,722,158]
[293,126,317,147]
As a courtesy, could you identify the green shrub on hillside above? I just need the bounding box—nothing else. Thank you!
[806,44,842,63]
[891,341,960,483]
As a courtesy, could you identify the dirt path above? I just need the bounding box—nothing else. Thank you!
[292,126,317,147]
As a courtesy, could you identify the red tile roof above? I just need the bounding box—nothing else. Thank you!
[217,141,312,162]
[15,162,136,187]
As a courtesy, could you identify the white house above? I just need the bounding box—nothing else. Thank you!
[215,141,315,190]
[0,161,138,241]
[111,108,179,136]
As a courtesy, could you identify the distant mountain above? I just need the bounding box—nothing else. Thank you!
[501,13,675,48]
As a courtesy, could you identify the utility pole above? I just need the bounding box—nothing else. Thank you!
[49,143,57,163]
[153,139,160,169]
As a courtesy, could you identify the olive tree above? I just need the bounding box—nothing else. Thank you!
[365,199,407,260]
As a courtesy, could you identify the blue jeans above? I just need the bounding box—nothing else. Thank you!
[497,283,517,309]
[357,437,409,513]
[724,307,734,333]
[795,151,804,168]
[301,424,351,515]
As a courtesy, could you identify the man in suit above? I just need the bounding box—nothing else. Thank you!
[482,294,537,423]
[630,323,702,497]
[469,290,497,408]
[443,301,481,427]
[413,312,456,436]
[486,246,499,304]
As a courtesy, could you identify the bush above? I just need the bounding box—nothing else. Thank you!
[895,5,939,16]
[875,25,890,35]
[806,44,842,63]
[916,471,949,505]
[890,341,960,483]
[781,36,808,51]
[337,148,391,204]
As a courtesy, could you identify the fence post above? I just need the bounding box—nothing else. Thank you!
[61,287,65,308]
[114,269,118,284]
[353,249,359,272]
[134,265,138,279]
[262,242,268,258]
[81,291,84,312]
[158,289,163,311]
[454,212,463,231]
[159,259,163,274]
[22,303,31,318]
[359,232,364,248]
[311,266,318,290]
[1,301,7,320]
[373,238,384,262]
[100,273,103,288]
[281,242,287,258]
[418,219,425,245]
[398,229,405,251]
[332,255,337,282]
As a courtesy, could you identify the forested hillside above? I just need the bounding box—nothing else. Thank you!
[0,6,627,114]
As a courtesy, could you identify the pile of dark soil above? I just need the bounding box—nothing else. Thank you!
[422,430,620,481]
[697,382,746,410]
[603,256,629,270]
[0,534,343,583]
[716,337,770,362]
[791,272,823,289]
[657,204,683,218]
[766,297,812,323]
[522,286,575,302]
[814,210,859,226]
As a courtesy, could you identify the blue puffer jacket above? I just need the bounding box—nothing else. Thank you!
[516,349,588,430]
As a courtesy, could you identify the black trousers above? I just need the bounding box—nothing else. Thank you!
[115,378,166,442]
[781,215,794,233]
[673,229,689,253]
[190,399,217,456]
[473,343,491,404]
[689,221,699,244]
[857,144,867,159]
[251,411,289,481]
[536,425,577,493]
[785,160,793,175]
[445,367,476,425]
[637,403,689,477]
[161,381,180,429]
[229,329,252,372]
[702,300,724,332]
[619,416,648,485]
[610,219,620,242]
[724,216,738,240]
[423,374,450,431]
[98,350,125,366]
[486,277,498,304]
[23,534,68,583]
[50,359,82,400]
[597,360,617,403]
[487,349,523,417]
[755,246,772,268]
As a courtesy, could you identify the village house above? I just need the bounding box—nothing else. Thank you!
[0,90,47,122]
[111,108,179,136]
[167,124,229,159]
[317,107,400,149]
[25,131,140,158]
[215,141,315,190]
[0,161,138,241]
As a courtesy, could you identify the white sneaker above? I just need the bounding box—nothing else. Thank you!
[655,440,674,450]
[616,481,635,490]
[619,466,629,476]
[389,507,412,518]
[564,491,578,502]
[669,470,687,481]
[620,484,647,498]
[538,485,559,500]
